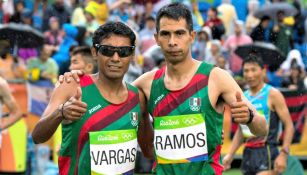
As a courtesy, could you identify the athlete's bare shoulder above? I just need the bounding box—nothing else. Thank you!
[133,69,159,99]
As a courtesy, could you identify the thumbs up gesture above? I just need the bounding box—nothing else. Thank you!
[230,92,251,124]
[61,87,87,121]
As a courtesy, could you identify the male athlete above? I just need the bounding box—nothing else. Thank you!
[32,22,152,175]
[223,55,294,175]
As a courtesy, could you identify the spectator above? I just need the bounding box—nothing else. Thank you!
[224,20,253,73]
[85,0,109,25]
[52,23,78,75]
[217,0,238,37]
[216,54,233,76]
[0,40,26,81]
[245,0,260,34]
[192,26,212,61]
[44,17,65,55]
[9,1,25,23]
[250,16,271,42]
[81,8,100,46]
[205,39,222,65]
[42,0,70,31]
[281,49,305,75]
[139,16,156,53]
[269,10,293,57]
[282,64,306,90]
[204,7,225,40]
[27,45,59,83]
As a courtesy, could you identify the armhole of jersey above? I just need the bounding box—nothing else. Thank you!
[148,68,165,115]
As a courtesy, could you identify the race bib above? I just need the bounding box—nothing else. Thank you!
[154,114,208,164]
[89,129,137,175]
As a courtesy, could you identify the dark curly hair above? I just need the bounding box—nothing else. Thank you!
[92,21,136,47]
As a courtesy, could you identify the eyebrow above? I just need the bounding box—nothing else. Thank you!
[159,29,187,34]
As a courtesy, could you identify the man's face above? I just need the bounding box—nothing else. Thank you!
[243,62,265,88]
[155,17,195,64]
[92,35,133,79]
[234,23,242,35]
[69,54,87,72]
[41,46,51,61]
[207,9,216,19]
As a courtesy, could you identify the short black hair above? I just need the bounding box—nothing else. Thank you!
[156,2,193,32]
[242,54,264,69]
[71,46,97,73]
[92,21,136,47]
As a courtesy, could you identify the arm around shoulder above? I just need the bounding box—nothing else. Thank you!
[32,80,79,144]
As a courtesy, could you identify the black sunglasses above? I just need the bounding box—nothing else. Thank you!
[95,44,135,58]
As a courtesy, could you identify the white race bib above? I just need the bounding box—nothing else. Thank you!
[89,129,137,175]
[154,114,208,164]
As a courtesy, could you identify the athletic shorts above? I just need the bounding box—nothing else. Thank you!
[241,145,279,175]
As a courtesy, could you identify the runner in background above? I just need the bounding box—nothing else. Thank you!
[223,54,294,175]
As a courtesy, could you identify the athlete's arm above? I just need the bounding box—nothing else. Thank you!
[0,78,23,130]
[132,70,156,100]
[270,89,294,173]
[137,90,154,159]
[222,127,243,171]
[32,80,87,144]
[210,68,268,136]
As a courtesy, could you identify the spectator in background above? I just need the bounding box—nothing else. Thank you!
[0,40,26,81]
[217,0,238,37]
[245,0,260,34]
[85,0,109,25]
[216,54,233,76]
[224,20,253,73]
[42,0,70,31]
[282,64,306,90]
[69,46,97,74]
[269,10,293,57]
[9,0,25,23]
[205,39,222,65]
[27,44,59,83]
[52,23,78,75]
[44,17,64,55]
[81,7,100,46]
[250,16,271,42]
[280,49,305,75]
[204,7,225,40]
[139,16,156,53]
[192,26,212,61]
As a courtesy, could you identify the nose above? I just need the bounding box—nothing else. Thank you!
[111,51,120,62]
[168,34,177,47]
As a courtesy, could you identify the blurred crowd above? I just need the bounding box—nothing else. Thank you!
[0,0,307,174]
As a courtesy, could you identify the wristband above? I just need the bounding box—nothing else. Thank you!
[60,102,67,120]
[280,147,290,155]
[246,108,254,124]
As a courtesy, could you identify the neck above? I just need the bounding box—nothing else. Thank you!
[250,81,265,95]
[165,55,198,80]
[96,73,125,94]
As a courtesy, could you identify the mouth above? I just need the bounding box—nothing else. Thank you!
[167,51,181,56]
[108,65,122,70]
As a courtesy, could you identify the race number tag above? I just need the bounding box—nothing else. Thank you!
[89,129,137,175]
[154,114,208,164]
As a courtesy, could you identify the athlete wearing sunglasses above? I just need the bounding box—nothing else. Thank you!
[95,44,135,58]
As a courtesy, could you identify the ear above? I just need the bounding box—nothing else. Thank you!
[85,63,94,73]
[91,46,97,57]
[154,33,160,46]
[190,30,196,43]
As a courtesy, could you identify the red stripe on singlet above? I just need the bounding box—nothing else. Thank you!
[79,74,94,87]
[153,67,165,80]
[74,91,139,175]
[153,74,208,117]
[211,145,223,175]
